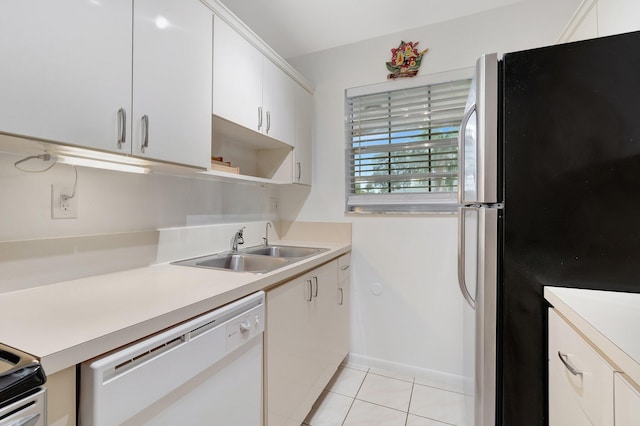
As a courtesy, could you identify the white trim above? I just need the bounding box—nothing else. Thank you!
[200,0,315,94]
[556,0,598,44]
[345,353,465,394]
[346,67,474,98]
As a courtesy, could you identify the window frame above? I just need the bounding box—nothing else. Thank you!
[345,67,474,214]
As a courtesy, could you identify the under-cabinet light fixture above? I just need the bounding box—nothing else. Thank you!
[52,154,151,174]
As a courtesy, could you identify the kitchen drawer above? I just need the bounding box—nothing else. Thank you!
[614,372,640,426]
[338,253,351,283]
[548,309,615,426]
[549,358,592,426]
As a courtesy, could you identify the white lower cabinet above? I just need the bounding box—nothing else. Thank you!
[614,372,640,426]
[549,308,640,425]
[265,257,349,426]
[548,309,615,425]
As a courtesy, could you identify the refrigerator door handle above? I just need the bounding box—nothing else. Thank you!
[457,103,477,205]
[458,207,476,309]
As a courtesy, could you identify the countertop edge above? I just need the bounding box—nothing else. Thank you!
[3,241,351,375]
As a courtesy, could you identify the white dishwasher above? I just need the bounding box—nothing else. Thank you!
[79,291,264,426]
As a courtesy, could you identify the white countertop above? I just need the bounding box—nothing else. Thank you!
[0,240,350,374]
[544,286,640,386]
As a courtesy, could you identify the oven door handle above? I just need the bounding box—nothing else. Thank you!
[9,413,41,426]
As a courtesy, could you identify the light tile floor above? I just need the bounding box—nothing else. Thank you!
[302,362,468,426]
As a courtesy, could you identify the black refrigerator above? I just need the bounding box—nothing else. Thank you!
[457,30,640,426]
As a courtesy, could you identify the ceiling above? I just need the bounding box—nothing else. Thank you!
[219,0,524,59]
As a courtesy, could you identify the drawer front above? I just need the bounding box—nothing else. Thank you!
[548,309,615,426]
[614,373,640,426]
[549,359,592,426]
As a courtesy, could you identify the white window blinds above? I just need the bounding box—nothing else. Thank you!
[346,76,472,213]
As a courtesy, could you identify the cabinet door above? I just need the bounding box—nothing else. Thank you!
[0,0,131,153]
[262,59,295,146]
[614,373,640,426]
[212,15,263,133]
[293,84,312,185]
[132,0,212,168]
[309,261,340,397]
[336,254,351,361]
[266,274,316,426]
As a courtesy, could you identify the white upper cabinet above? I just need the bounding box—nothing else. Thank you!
[0,0,212,169]
[212,15,295,147]
[0,0,131,153]
[262,59,295,145]
[293,84,312,185]
[132,0,212,168]
[212,14,263,134]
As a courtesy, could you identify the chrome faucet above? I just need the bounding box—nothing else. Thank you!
[231,226,245,252]
[263,222,272,246]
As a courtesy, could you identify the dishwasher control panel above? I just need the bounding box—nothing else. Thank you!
[225,303,264,352]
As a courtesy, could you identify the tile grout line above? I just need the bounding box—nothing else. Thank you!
[341,367,369,425]
[404,378,415,426]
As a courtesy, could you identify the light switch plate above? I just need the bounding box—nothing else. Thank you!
[51,185,78,219]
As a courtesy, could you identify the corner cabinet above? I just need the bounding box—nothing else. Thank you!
[209,9,314,184]
[0,0,212,169]
[548,306,640,425]
[265,255,350,426]
[293,85,313,185]
[212,14,295,147]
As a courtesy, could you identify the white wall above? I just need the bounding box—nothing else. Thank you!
[283,0,581,379]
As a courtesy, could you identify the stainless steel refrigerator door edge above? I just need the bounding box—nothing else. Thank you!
[477,53,499,204]
[476,207,498,426]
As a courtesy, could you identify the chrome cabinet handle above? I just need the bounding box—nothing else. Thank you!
[557,351,583,376]
[305,279,312,302]
[296,162,301,181]
[457,207,476,309]
[117,108,127,148]
[457,102,476,204]
[312,276,318,298]
[266,110,271,133]
[258,106,263,130]
[340,264,350,271]
[338,288,344,305]
[141,115,149,153]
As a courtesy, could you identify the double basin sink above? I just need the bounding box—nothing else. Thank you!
[172,245,328,273]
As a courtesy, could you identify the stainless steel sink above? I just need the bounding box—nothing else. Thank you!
[173,252,290,273]
[171,245,328,273]
[244,245,327,258]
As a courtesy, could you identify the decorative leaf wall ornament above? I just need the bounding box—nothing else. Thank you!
[386,41,428,79]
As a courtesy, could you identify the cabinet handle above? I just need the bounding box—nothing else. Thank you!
[340,264,350,271]
[312,276,318,298]
[338,288,344,305]
[557,351,583,376]
[305,279,312,302]
[117,108,127,148]
[258,106,263,130]
[141,115,149,153]
[266,111,271,133]
[296,162,301,181]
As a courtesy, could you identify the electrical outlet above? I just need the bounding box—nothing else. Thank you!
[51,185,78,219]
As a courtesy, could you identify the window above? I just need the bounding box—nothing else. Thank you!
[345,70,472,213]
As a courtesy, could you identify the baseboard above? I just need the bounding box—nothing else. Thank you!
[344,353,465,394]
